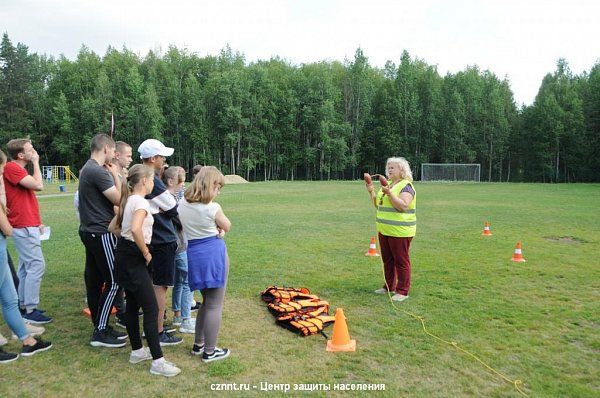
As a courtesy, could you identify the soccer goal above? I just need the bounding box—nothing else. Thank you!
[420,163,481,182]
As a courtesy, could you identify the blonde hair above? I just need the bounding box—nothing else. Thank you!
[386,157,413,182]
[161,166,181,185]
[116,164,155,228]
[184,166,224,204]
[0,150,7,169]
[177,167,186,182]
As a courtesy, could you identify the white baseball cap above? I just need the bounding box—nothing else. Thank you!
[138,139,174,159]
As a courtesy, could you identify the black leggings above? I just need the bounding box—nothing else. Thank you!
[115,239,162,360]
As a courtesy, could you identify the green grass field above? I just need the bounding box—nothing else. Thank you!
[1,182,598,397]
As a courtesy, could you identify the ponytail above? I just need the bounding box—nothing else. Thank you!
[115,177,130,229]
[115,164,154,228]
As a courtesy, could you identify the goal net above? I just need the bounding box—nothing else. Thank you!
[420,163,480,182]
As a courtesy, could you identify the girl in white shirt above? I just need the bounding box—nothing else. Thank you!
[114,164,180,377]
[178,166,231,363]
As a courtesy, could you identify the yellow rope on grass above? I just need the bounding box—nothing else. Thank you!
[382,269,529,397]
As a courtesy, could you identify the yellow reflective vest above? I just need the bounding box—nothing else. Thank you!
[375,179,416,237]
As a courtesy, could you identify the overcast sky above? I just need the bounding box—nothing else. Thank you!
[2,0,599,105]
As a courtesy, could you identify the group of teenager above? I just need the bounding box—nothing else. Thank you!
[1,134,232,377]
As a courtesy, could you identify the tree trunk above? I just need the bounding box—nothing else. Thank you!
[488,140,493,182]
[231,146,235,175]
[555,143,560,184]
[506,151,511,182]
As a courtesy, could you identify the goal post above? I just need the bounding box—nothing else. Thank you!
[420,163,481,182]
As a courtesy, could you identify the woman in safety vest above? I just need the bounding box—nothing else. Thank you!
[365,157,416,302]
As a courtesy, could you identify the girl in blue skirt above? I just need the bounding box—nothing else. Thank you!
[178,166,231,363]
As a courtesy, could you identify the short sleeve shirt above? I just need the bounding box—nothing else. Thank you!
[121,195,154,244]
[78,159,116,233]
[401,184,415,196]
[3,162,41,227]
[178,199,221,240]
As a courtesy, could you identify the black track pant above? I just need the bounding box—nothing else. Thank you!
[80,231,121,331]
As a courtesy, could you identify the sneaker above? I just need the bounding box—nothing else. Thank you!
[172,316,183,326]
[179,318,196,334]
[21,307,46,314]
[190,343,204,356]
[150,359,181,377]
[158,331,183,346]
[190,303,200,312]
[163,323,177,334]
[12,323,45,340]
[23,309,53,324]
[115,316,127,329]
[107,325,128,340]
[374,288,390,295]
[129,347,152,364]
[202,347,230,363]
[21,337,52,357]
[0,332,7,346]
[391,294,409,302]
[90,329,126,348]
[0,348,18,363]
[26,323,46,336]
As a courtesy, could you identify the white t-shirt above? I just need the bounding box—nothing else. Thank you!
[121,194,154,244]
[178,198,221,240]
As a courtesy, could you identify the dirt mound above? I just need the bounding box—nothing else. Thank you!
[224,175,249,184]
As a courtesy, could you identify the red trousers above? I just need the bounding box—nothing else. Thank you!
[378,233,412,295]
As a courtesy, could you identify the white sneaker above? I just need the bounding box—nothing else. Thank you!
[129,347,152,364]
[12,323,45,340]
[391,294,409,302]
[374,288,389,295]
[179,318,196,334]
[150,359,181,377]
[0,332,7,346]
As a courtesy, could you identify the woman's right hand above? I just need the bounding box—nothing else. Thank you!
[143,251,152,265]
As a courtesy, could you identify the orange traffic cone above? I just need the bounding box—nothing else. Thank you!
[511,241,526,262]
[83,282,119,318]
[364,236,380,257]
[327,308,356,352]
[83,306,117,318]
[482,221,492,236]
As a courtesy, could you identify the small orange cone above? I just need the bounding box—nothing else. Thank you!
[83,306,117,318]
[511,241,526,262]
[326,308,356,352]
[364,236,380,257]
[482,221,492,236]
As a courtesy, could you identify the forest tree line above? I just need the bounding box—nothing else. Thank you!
[1,33,599,182]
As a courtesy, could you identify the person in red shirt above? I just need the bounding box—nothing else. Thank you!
[3,139,52,324]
